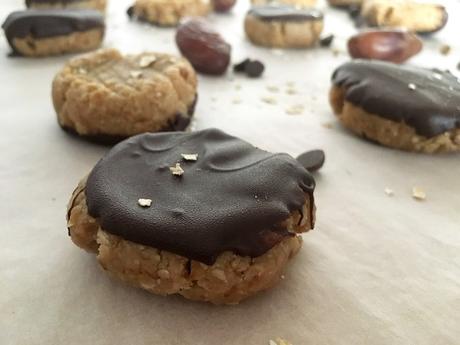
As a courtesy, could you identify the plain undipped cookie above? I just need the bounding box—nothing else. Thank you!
[67,128,316,304]
[2,9,104,57]
[244,5,324,48]
[330,60,460,153]
[128,0,211,27]
[52,48,197,143]
[361,0,448,34]
[25,0,107,12]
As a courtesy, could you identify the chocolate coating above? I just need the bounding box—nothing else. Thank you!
[26,0,83,5]
[2,9,104,43]
[85,128,315,265]
[332,60,460,138]
[248,5,323,22]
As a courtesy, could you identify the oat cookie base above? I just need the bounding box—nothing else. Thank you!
[330,86,460,153]
[52,48,197,139]
[250,0,317,7]
[28,0,107,12]
[132,0,210,26]
[67,178,313,304]
[12,29,103,57]
[244,14,323,48]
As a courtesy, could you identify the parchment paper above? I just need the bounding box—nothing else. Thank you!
[1,0,459,344]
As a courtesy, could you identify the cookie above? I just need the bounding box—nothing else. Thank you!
[330,60,460,153]
[67,128,316,304]
[25,0,107,12]
[52,48,197,144]
[128,0,211,27]
[1,9,104,57]
[251,0,317,7]
[361,0,448,34]
[244,5,324,48]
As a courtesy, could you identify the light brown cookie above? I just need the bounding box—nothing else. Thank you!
[26,0,107,12]
[52,48,197,144]
[251,0,317,7]
[244,5,324,48]
[67,129,316,304]
[128,0,211,27]
[330,61,460,153]
[361,0,448,34]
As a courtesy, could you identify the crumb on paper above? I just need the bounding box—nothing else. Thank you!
[332,48,341,57]
[285,104,304,115]
[211,96,217,102]
[286,88,297,95]
[232,97,242,104]
[271,49,285,56]
[139,55,157,68]
[322,122,334,129]
[235,84,242,90]
[412,187,426,201]
[181,153,198,161]
[170,163,184,176]
[138,198,152,207]
[130,71,143,78]
[384,187,394,196]
[267,85,280,93]
[261,96,277,105]
[440,44,451,55]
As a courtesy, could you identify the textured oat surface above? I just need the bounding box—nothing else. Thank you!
[244,14,324,48]
[132,0,211,26]
[67,178,313,304]
[330,86,460,153]
[52,48,197,138]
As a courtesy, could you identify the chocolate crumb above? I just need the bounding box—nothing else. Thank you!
[320,35,335,47]
[296,150,325,172]
[233,58,250,72]
[246,60,265,78]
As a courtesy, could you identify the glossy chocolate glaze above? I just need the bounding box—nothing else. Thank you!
[60,96,197,145]
[248,5,323,22]
[332,60,460,138]
[2,9,104,42]
[85,128,315,265]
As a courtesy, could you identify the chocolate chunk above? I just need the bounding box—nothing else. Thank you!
[245,60,264,78]
[332,60,460,138]
[85,128,315,265]
[296,150,325,173]
[320,34,334,47]
[233,58,250,73]
[248,5,323,22]
[2,9,104,45]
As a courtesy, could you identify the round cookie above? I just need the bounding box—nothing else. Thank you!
[128,0,211,27]
[330,60,460,153]
[2,10,104,57]
[26,0,107,12]
[361,0,448,34]
[244,5,324,48]
[67,128,316,304]
[52,48,197,144]
[251,0,317,8]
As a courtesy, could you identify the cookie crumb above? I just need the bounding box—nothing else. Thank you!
[322,122,334,129]
[412,187,426,200]
[232,97,242,104]
[285,104,304,115]
[130,71,143,78]
[384,187,394,196]
[286,88,297,95]
[261,96,277,105]
[234,84,242,90]
[138,198,152,207]
[270,49,284,56]
[408,83,417,90]
[181,153,198,161]
[267,85,280,93]
[332,48,341,57]
[170,163,185,176]
[440,44,451,55]
[139,55,157,68]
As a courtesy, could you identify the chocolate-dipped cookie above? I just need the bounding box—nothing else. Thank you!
[330,60,460,153]
[244,5,324,48]
[25,0,107,12]
[52,48,197,144]
[361,0,448,34]
[2,9,104,57]
[67,128,316,304]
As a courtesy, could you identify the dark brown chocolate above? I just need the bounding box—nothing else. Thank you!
[85,128,315,265]
[296,150,325,173]
[332,60,460,138]
[248,5,323,22]
[2,9,104,46]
